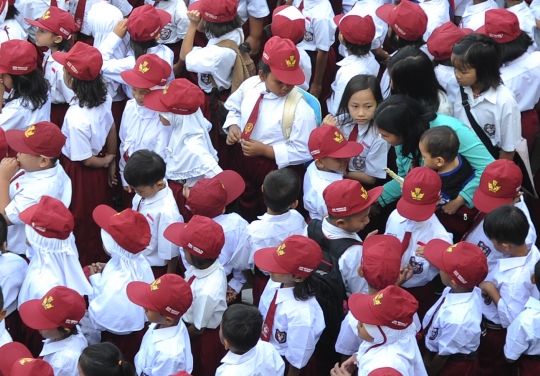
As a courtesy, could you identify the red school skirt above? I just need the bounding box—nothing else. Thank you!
[511,355,540,376]
[440,354,476,376]
[189,326,227,376]
[101,327,148,365]
[50,103,70,129]
[60,155,113,267]
[403,280,439,322]
[521,109,539,153]
[475,319,513,376]
[252,268,270,308]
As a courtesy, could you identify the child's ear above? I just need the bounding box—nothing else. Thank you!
[157,179,166,190]
[450,279,460,290]
[0,309,6,322]
[260,184,264,193]
[290,200,298,209]
[258,71,266,82]
[357,265,364,278]
[165,316,175,326]
[39,157,51,168]
[154,33,161,42]
[54,35,63,44]
[335,218,346,229]
[1,241,6,253]
[436,157,445,167]
[531,273,536,285]
[314,159,325,169]
[338,32,344,45]
[293,275,306,283]
[223,337,231,351]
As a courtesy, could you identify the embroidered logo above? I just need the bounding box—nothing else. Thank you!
[245,123,254,134]
[429,327,439,341]
[285,55,296,68]
[478,241,491,257]
[18,358,35,366]
[275,329,287,343]
[221,183,226,190]
[411,188,425,201]
[373,293,383,306]
[150,279,161,291]
[277,243,286,256]
[333,132,344,143]
[360,186,369,200]
[410,256,424,275]
[483,124,496,137]
[42,296,54,310]
[24,125,36,138]
[488,180,501,193]
[163,85,169,95]
[42,10,51,20]
[139,61,149,74]
[446,244,457,253]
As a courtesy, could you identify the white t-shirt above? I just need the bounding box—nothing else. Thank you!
[294,0,336,52]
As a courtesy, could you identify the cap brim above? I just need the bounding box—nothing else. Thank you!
[143,90,169,113]
[51,51,69,67]
[253,246,290,274]
[396,199,437,222]
[92,205,118,232]
[19,300,60,330]
[5,129,36,155]
[271,67,305,86]
[126,281,160,311]
[423,239,452,272]
[155,9,172,28]
[327,141,364,159]
[214,170,245,205]
[333,14,344,26]
[25,18,54,33]
[19,202,39,227]
[187,1,202,12]
[163,222,189,247]
[473,191,514,214]
[375,4,394,24]
[120,70,157,89]
[348,293,384,326]
[0,342,33,376]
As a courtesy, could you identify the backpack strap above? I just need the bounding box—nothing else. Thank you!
[307,219,362,261]
[282,87,303,142]
[209,39,241,90]
[307,219,329,250]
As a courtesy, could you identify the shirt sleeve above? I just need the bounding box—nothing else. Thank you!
[151,354,188,376]
[98,33,135,85]
[504,319,529,360]
[338,245,364,295]
[5,190,38,225]
[246,0,270,18]
[228,268,247,293]
[63,120,93,161]
[335,313,363,355]
[223,82,245,130]
[157,211,182,261]
[378,146,409,206]
[312,16,335,52]
[499,98,521,152]
[364,137,388,179]
[47,351,80,376]
[110,0,133,16]
[191,292,221,330]
[0,102,25,131]
[285,322,318,369]
[54,66,76,103]
[185,45,236,76]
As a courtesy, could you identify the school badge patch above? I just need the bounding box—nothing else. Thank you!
[409,256,423,275]
[429,327,439,341]
[478,241,491,257]
[275,329,287,344]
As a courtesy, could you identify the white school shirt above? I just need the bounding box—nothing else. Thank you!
[463,198,537,272]
[303,162,343,221]
[146,0,189,44]
[504,297,540,360]
[6,163,72,256]
[223,76,317,168]
[0,321,12,347]
[327,53,380,116]
[435,65,459,105]
[0,95,51,131]
[0,252,27,316]
[294,0,336,52]
[40,332,87,376]
[119,100,172,187]
[507,2,538,50]
[481,246,540,328]
[337,121,388,179]
[258,281,325,369]
[418,0,450,42]
[0,20,27,45]
[423,287,483,355]
[134,322,193,376]
[15,0,68,42]
[61,95,114,161]
[185,28,244,93]
[530,0,540,48]
[216,340,286,376]
[42,51,75,104]
[345,0,387,51]
[385,210,453,288]
[459,0,498,30]
[183,259,227,330]
[132,183,183,267]
[213,213,249,293]
[298,47,312,91]
[501,52,540,112]
[67,0,132,36]
[230,210,306,272]
[453,84,522,152]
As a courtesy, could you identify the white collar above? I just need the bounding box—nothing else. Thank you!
[151,322,183,343]
[276,286,296,304]
[444,286,480,305]
[463,85,498,105]
[257,211,293,222]
[322,217,361,241]
[337,54,371,67]
[524,296,540,311]
[498,250,533,272]
[313,165,343,182]
[24,162,61,179]
[40,333,82,356]
[502,52,529,68]
[221,345,259,365]
[140,181,170,205]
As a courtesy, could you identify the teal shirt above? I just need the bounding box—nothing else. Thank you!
[379,113,495,207]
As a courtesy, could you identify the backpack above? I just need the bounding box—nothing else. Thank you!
[307,219,361,347]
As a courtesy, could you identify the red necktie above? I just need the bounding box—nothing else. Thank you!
[298,1,304,11]
[261,290,278,342]
[419,297,446,339]
[348,124,359,142]
[461,212,487,241]
[241,93,265,141]
[402,231,412,253]
[188,275,196,285]
[74,0,87,31]
[51,0,58,7]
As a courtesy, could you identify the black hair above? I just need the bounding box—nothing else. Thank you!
[483,205,529,246]
[78,342,135,376]
[342,37,371,58]
[387,28,425,51]
[124,149,166,188]
[388,46,445,112]
[55,38,73,53]
[337,74,382,130]
[189,253,217,269]
[129,38,158,60]
[374,95,436,167]
[293,274,317,301]
[433,58,453,67]
[67,71,108,109]
[535,260,540,292]
[452,33,501,92]
[419,126,459,162]
[58,326,78,337]
[0,214,7,247]
[5,70,49,110]
[221,305,262,354]
[499,31,533,64]
[258,60,271,77]
[205,15,242,39]
[6,4,19,20]
[263,168,301,213]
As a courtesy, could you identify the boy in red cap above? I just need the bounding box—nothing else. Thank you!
[0,122,71,256]
[254,235,325,375]
[337,285,426,376]
[184,170,247,303]
[385,167,453,319]
[421,240,488,375]
[19,286,87,376]
[0,342,54,376]
[164,215,227,375]
[304,125,364,221]
[224,36,317,221]
[128,274,194,376]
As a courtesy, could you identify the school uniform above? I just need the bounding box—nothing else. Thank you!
[459,0,498,30]
[15,0,68,42]
[40,331,88,376]
[134,321,193,376]
[147,0,189,45]
[259,280,325,370]
[530,0,540,47]
[303,163,343,221]
[0,17,27,46]
[237,0,271,23]
[435,65,459,105]
[0,320,12,347]
[418,0,450,41]
[298,47,312,91]
[0,252,27,317]
[43,50,75,127]
[67,0,132,37]
[0,95,51,131]
[5,162,72,256]
[507,2,538,50]
[217,340,286,376]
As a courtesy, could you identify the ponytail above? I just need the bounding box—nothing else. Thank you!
[78,342,135,376]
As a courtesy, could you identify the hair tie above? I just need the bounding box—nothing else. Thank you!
[118,360,122,366]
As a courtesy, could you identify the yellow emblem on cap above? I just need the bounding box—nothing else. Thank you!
[411,188,424,201]
[488,180,501,193]
[24,125,36,138]
[150,279,161,291]
[163,85,169,95]
[277,243,286,256]
[42,296,54,310]
[446,244,457,253]
[286,55,296,68]
[333,132,344,143]
[245,123,254,133]
[18,358,34,366]
[221,183,226,190]
[42,10,51,20]
[139,61,149,74]
[373,293,383,306]
[360,186,368,200]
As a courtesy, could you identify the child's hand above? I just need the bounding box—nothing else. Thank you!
[226,125,242,145]
[0,158,20,180]
[339,355,358,373]
[183,184,191,199]
[322,114,338,126]
[123,186,132,193]
[415,246,425,258]
[226,286,238,304]
[113,19,128,38]
[365,229,378,239]
[87,264,98,276]
[108,163,117,187]
[241,139,269,158]
[396,264,413,286]
[330,363,352,376]
[440,196,465,215]
[95,262,107,273]
[187,10,201,25]
[103,154,115,168]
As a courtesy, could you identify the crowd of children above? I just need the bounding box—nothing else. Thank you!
[1,0,540,375]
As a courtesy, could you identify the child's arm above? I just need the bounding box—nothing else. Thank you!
[378,145,410,206]
[309,49,327,99]
[344,171,376,186]
[187,323,206,338]
[498,97,520,161]
[246,15,264,56]
[479,281,501,306]
[0,158,20,225]
[178,11,200,63]
[106,123,117,187]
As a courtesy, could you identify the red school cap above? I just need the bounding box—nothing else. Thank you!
[188,0,238,23]
[169,372,192,376]
[477,9,521,44]
[53,42,102,81]
[262,36,305,86]
[308,125,364,160]
[361,235,404,291]
[19,196,74,240]
[423,240,488,288]
[0,342,32,376]
[164,215,225,259]
[376,1,427,41]
[0,128,7,159]
[6,121,66,158]
[254,235,322,277]
[144,78,205,115]
[19,286,86,330]
[10,358,54,376]
[271,5,305,44]
[334,14,375,46]
[186,170,245,218]
[323,179,383,217]
[93,205,152,254]
[427,22,473,61]
[0,40,37,75]
[369,368,403,376]
[349,285,418,330]
[473,159,522,213]
[127,274,193,319]
[127,4,171,42]
[396,167,441,222]
[25,7,76,40]
[121,54,171,89]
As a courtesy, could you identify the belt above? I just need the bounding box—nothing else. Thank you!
[521,354,540,360]
[449,352,477,361]
[482,318,504,331]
